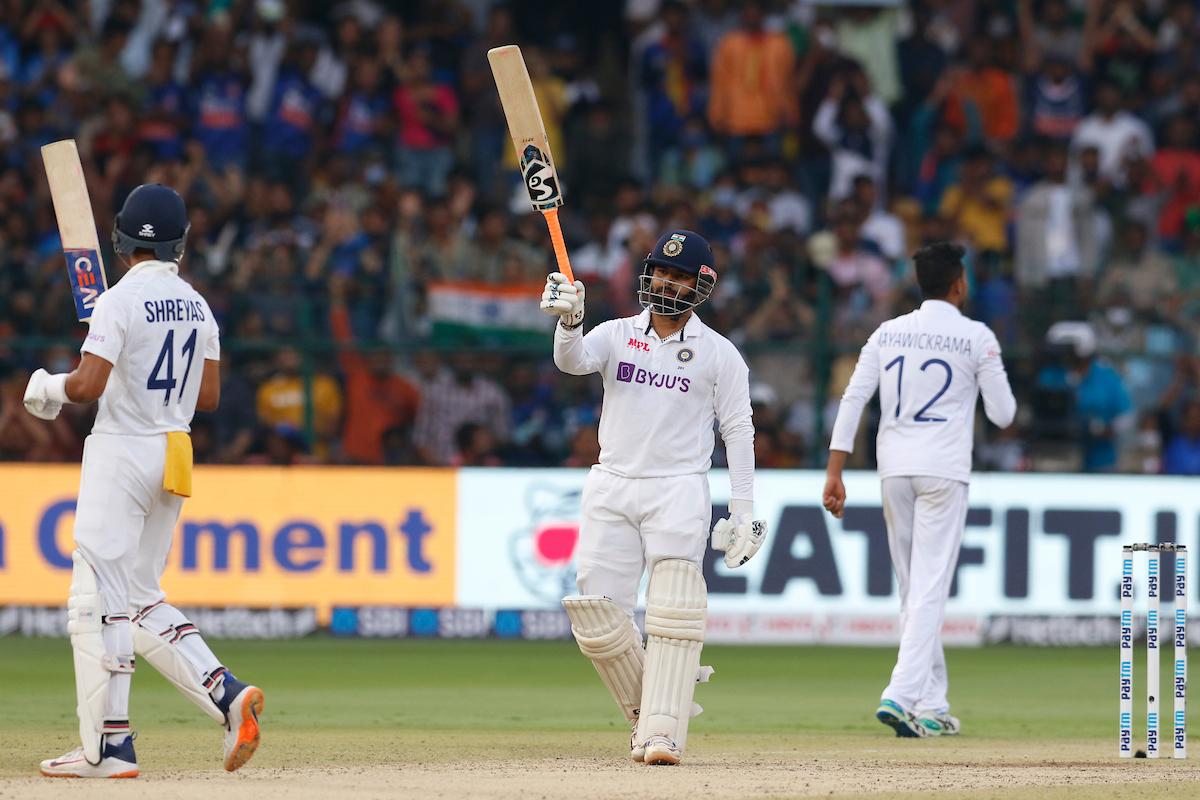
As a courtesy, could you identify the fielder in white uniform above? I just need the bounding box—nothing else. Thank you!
[24,184,264,778]
[823,242,1016,738]
[541,229,766,766]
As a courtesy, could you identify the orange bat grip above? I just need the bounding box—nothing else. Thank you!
[541,207,574,282]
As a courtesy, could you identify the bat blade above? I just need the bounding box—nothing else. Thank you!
[488,45,563,212]
[41,139,108,322]
[488,44,574,282]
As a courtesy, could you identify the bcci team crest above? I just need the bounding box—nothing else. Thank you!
[663,233,686,257]
[508,483,581,603]
[520,144,562,210]
[677,347,694,363]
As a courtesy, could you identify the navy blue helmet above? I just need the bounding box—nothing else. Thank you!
[638,229,717,316]
[112,184,190,262]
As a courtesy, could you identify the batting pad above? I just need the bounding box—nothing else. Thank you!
[68,551,133,764]
[636,559,707,753]
[133,607,226,724]
[562,595,645,722]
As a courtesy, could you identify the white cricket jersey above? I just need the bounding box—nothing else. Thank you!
[80,260,220,436]
[553,309,755,501]
[829,300,1016,483]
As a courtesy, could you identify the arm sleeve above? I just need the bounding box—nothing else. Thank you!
[715,343,754,504]
[79,291,127,365]
[204,315,221,361]
[977,327,1017,429]
[829,329,882,453]
[553,320,613,376]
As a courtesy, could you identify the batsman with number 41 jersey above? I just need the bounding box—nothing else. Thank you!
[824,242,1016,739]
[23,184,264,779]
[542,229,766,766]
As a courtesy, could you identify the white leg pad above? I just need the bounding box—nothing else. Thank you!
[132,625,226,724]
[67,551,133,765]
[562,595,645,722]
[636,559,707,754]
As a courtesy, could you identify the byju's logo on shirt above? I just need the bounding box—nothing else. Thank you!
[616,361,690,393]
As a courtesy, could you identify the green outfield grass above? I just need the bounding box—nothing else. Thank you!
[3,638,1195,798]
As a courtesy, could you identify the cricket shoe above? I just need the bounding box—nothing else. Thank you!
[631,719,646,762]
[875,699,928,738]
[217,673,265,772]
[915,712,961,736]
[41,736,138,778]
[642,734,681,765]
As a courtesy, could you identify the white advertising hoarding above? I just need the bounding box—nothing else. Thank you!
[457,469,1199,625]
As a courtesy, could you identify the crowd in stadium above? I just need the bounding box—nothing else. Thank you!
[3,0,1200,474]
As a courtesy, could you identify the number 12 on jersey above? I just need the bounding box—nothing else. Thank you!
[884,355,952,422]
[147,328,198,405]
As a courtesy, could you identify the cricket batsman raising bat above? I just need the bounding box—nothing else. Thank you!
[26,179,265,778]
[543,224,768,765]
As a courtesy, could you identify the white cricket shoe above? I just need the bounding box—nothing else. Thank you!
[875,699,928,738]
[219,677,265,772]
[40,737,138,779]
[915,712,961,736]
[643,734,681,765]
[631,719,645,762]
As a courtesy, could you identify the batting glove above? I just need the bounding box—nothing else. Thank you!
[541,272,585,330]
[711,500,767,569]
[23,368,68,421]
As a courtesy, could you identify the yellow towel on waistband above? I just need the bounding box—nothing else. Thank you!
[163,431,193,497]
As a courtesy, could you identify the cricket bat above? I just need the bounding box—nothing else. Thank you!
[41,139,108,321]
[488,44,574,282]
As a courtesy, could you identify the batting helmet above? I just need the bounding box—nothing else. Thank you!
[112,184,190,262]
[638,229,717,316]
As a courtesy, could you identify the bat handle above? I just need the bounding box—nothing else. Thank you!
[541,207,574,283]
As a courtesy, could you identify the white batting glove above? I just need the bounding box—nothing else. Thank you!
[541,272,585,330]
[23,368,68,421]
[711,500,767,569]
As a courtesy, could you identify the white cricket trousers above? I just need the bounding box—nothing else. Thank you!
[574,467,710,617]
[73,433,184,616]
[880,475,968,714]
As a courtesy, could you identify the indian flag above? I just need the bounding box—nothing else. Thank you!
[427,281,549,345]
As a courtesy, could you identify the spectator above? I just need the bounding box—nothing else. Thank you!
[331,53,390,158]
[809,203,892,335]
[256,347,344,458]
[639,1,708,171]
[451,422,502,467]
[1071,79,1154,187]
[140,40,188,161]
[1162,401,1200,475]
[1015,141,1100,292]
[393,44,459,197]
[330,276,420,465]
[1046,321,1134,473]
[1096,220,1177,313]
[411,351,511,465]
[939,146,1013,257]
[1150,116,1200,244]
[262,41,324,184]
[813,68,892,200]
[191,26,249,171]
[853,174,905,262]
[943,38,1020,147]
[1024,55,1088,142]
[707,0,795,152]
[459,5,516,198]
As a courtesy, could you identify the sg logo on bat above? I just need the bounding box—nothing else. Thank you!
[520,145,562,210]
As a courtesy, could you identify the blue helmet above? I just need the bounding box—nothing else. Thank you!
[638,229,717,316]
[112,184,190,262]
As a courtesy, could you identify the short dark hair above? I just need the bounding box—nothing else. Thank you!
[913,241,965,299]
